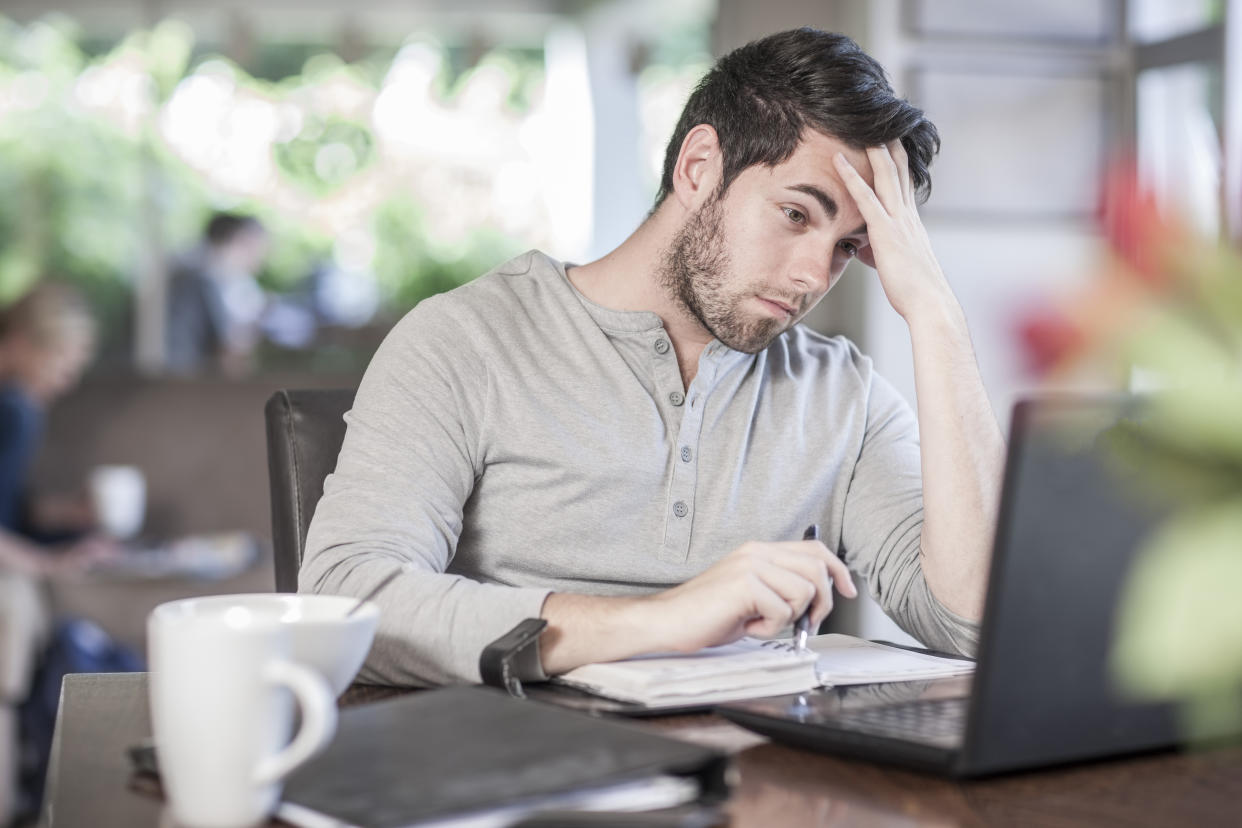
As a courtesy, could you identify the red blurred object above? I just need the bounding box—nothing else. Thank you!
[1098,157,1183,289]
[1016,307,1086,375]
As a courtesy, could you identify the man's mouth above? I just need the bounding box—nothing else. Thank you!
[756,296,797,319]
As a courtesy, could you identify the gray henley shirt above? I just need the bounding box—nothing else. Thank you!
[300,250,980,686]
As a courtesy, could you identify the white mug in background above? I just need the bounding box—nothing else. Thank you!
[88,464,146,539]
[148,597,338,828]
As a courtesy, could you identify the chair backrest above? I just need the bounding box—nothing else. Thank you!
[264,388,356,592]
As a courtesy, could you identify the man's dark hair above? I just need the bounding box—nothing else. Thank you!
[655,28,939,208]
[204,212,264,245]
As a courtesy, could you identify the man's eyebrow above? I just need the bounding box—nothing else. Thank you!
[787,184,837,219]
[786,184,867,236]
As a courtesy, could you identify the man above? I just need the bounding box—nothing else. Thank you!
[300,29,1005,687]
[165,212,269,375]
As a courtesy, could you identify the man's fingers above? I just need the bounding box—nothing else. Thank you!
[744,577,800,637]
[765,541,857,599]
[818,548,856,598]
[833,153,887,222]
[750,561,817,619]
[738,546,850,631]
[887,139,912,198]
[865,145,903,208]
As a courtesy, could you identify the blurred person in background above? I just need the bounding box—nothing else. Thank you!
[0,282,117,574]
[165,212,270,375]
[0,281,122,823]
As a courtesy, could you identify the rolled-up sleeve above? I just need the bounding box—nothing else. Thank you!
[838,368,981,657]
[298,298,550,687]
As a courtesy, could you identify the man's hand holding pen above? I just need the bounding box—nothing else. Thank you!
[647,533,857,655]
[540,533,857,674]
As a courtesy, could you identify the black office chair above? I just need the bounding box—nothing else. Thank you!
[265,387,563,693]
[264,388,356,592]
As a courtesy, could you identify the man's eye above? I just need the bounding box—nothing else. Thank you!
[839,241,858,257]
[783,207,807,225]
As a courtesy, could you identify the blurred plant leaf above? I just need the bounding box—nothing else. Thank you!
[1112,500,1242,694]
[1111,501,1242,738]
[272,116,375,195]
[1101,420,1242,506]
[1121,307,1242,465]
[143,19,193,100]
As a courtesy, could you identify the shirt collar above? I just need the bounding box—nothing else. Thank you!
[541,251,750,365]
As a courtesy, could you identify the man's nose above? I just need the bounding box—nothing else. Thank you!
[786,251,833,296]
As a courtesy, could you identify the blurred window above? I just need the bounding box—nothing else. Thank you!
[1129,0,1224,43]
[0,11,710,375]
[1129,0,1234,238]
[1136,61,1223,236]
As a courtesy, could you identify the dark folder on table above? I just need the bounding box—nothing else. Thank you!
[278,685,728,827]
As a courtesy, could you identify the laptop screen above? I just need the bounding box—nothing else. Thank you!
[963,396,1180,773]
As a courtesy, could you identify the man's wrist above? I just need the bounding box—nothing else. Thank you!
[902,287,970,342]
[538,591,673,674]
[627,591,681,653]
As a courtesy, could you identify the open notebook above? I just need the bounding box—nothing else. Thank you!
[554,634,975,709]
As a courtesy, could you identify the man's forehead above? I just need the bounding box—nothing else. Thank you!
[782,182,868,236]
[752,155,870,230]
[723,134,874,230]
[776,129,871,167]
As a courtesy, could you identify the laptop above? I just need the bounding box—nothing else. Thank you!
[719,395,1200,777]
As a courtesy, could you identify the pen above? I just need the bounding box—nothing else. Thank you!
[793,524,819,653]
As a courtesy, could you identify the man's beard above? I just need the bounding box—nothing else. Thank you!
[658,196,791,354]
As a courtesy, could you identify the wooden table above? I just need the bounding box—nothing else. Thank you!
[40,673,1242,827]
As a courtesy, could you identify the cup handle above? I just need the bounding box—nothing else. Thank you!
[253,660,338,785]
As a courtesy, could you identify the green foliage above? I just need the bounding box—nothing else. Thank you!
[273,116,376,196]
[0,20,146,352]
[250,42,335,84]
[254,213,331,293]
[1112,502,1242,742]
[453,48,545,111]
[0,14,85,80]
[372,195,524,310]
[1107,241,1242,742]
[135,19,194,101]
[0,13,545,366]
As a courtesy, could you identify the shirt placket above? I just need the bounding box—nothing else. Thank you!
[658,341,721,563]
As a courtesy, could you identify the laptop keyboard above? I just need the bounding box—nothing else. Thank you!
[822,698,967,749]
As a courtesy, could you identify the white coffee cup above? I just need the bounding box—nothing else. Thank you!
[148,597,338,828]
[89,464,146,539]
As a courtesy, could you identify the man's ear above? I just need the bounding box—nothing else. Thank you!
[669,124,722,210]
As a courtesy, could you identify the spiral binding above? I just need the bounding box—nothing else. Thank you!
[757,639,798,654]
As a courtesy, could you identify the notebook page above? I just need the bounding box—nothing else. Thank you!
[556,638,819,705]
[809,634,975,686]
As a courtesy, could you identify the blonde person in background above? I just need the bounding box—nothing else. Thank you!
[0,282,118,821]
[0,283,116,570]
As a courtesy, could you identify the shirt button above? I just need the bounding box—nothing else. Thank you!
[669,391,685,407]
[654,338,670,355]
[680,446,692,463]
[673,501,689,518]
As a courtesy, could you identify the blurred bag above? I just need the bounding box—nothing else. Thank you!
[16,618,142,817]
